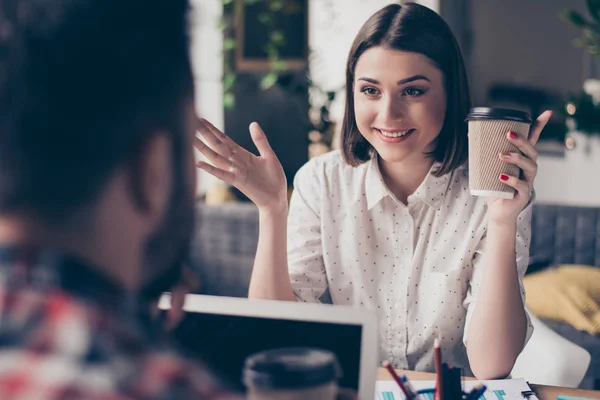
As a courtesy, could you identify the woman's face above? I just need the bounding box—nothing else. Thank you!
[353,47,447,165]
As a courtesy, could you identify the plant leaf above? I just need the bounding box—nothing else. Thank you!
[270,30,285,46]
[273,60,287,71]
[223,38,236,51]
[216,17,227,30]
[561,10,588,27]
[223,74,236,91]
[223,92,235,109]
[258,13,272,25]
[588,0,600,23]
[265,45,278,59]
[270,0,284,12]
[260,73,278,90]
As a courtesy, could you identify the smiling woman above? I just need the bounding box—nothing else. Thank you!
[194,1,551,381]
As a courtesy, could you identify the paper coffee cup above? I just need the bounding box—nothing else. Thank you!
[466,107,532,199]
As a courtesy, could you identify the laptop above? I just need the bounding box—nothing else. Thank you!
[159,294,378,399]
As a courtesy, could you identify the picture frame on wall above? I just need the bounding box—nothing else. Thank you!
[234,0,308,71]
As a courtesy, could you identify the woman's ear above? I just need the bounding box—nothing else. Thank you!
[128,133,172,225]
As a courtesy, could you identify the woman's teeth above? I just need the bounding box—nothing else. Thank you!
[378,129,412,138]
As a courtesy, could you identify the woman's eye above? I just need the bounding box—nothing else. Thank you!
[360,87,379,96]
[403,87,424,97]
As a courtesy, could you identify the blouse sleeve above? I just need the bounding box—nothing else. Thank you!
[287,160,328,303]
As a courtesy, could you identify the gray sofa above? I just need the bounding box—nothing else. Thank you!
[189,202,600,389]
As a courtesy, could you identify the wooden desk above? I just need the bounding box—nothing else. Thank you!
[377,368,600,400]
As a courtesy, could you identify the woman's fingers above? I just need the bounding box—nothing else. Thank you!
[199,118,245,154]
[499,152,537,184]
[197,118,253,162]
[499,173,530,198]
[194,137,234,171]
[527,110,552,146]
[165,266,201,331]
[195,118,276,163]
[196,160,237,185]
[500,110,552,188]
[249,122,276,159]
[165,284,187,331]
[506,131,539,162]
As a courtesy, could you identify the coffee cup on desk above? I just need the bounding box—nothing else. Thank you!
[243,347,342,400]
[466,107,533,199]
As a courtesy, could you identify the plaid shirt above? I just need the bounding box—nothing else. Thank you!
[0,245,240,400]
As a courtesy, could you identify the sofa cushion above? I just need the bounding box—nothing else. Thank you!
[524,265,600,335]
[189,203,259,298]
[530,204,600,268]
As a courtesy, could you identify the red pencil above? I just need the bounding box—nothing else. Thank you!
[434,338,444,400]
[383,360,413,400]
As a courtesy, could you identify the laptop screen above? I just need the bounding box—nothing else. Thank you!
[171,311,364,392]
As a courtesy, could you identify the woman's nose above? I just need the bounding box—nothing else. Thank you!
[379,95,405,122]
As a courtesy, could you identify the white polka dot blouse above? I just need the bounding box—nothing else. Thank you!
[287,150,533,375]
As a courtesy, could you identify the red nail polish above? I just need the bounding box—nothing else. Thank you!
[500,174,509,181]
[509,131,518,139]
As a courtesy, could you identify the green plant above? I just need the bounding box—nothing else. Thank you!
[561,0,600,56]
[563,90,600,135]
[220,0,303,109]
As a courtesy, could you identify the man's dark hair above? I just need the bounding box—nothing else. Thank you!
[341,2,471,176]
[0,0,193,225]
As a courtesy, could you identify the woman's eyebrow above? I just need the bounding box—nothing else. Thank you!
[397,74,430,85]
[357,74,430,85]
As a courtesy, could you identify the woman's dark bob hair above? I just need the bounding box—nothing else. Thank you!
[341,2,471,176]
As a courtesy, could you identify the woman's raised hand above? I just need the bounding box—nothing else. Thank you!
[194,118,288,213]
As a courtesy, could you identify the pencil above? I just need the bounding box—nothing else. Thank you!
[401,375,417,399]
[383,361,413,400]
[466,384,487,400]
[451,366,461,399]
[434,338,444,400]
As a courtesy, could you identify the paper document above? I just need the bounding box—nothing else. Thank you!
[376,378,532,400]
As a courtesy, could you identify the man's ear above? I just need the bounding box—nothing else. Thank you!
[128,133,172,224]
